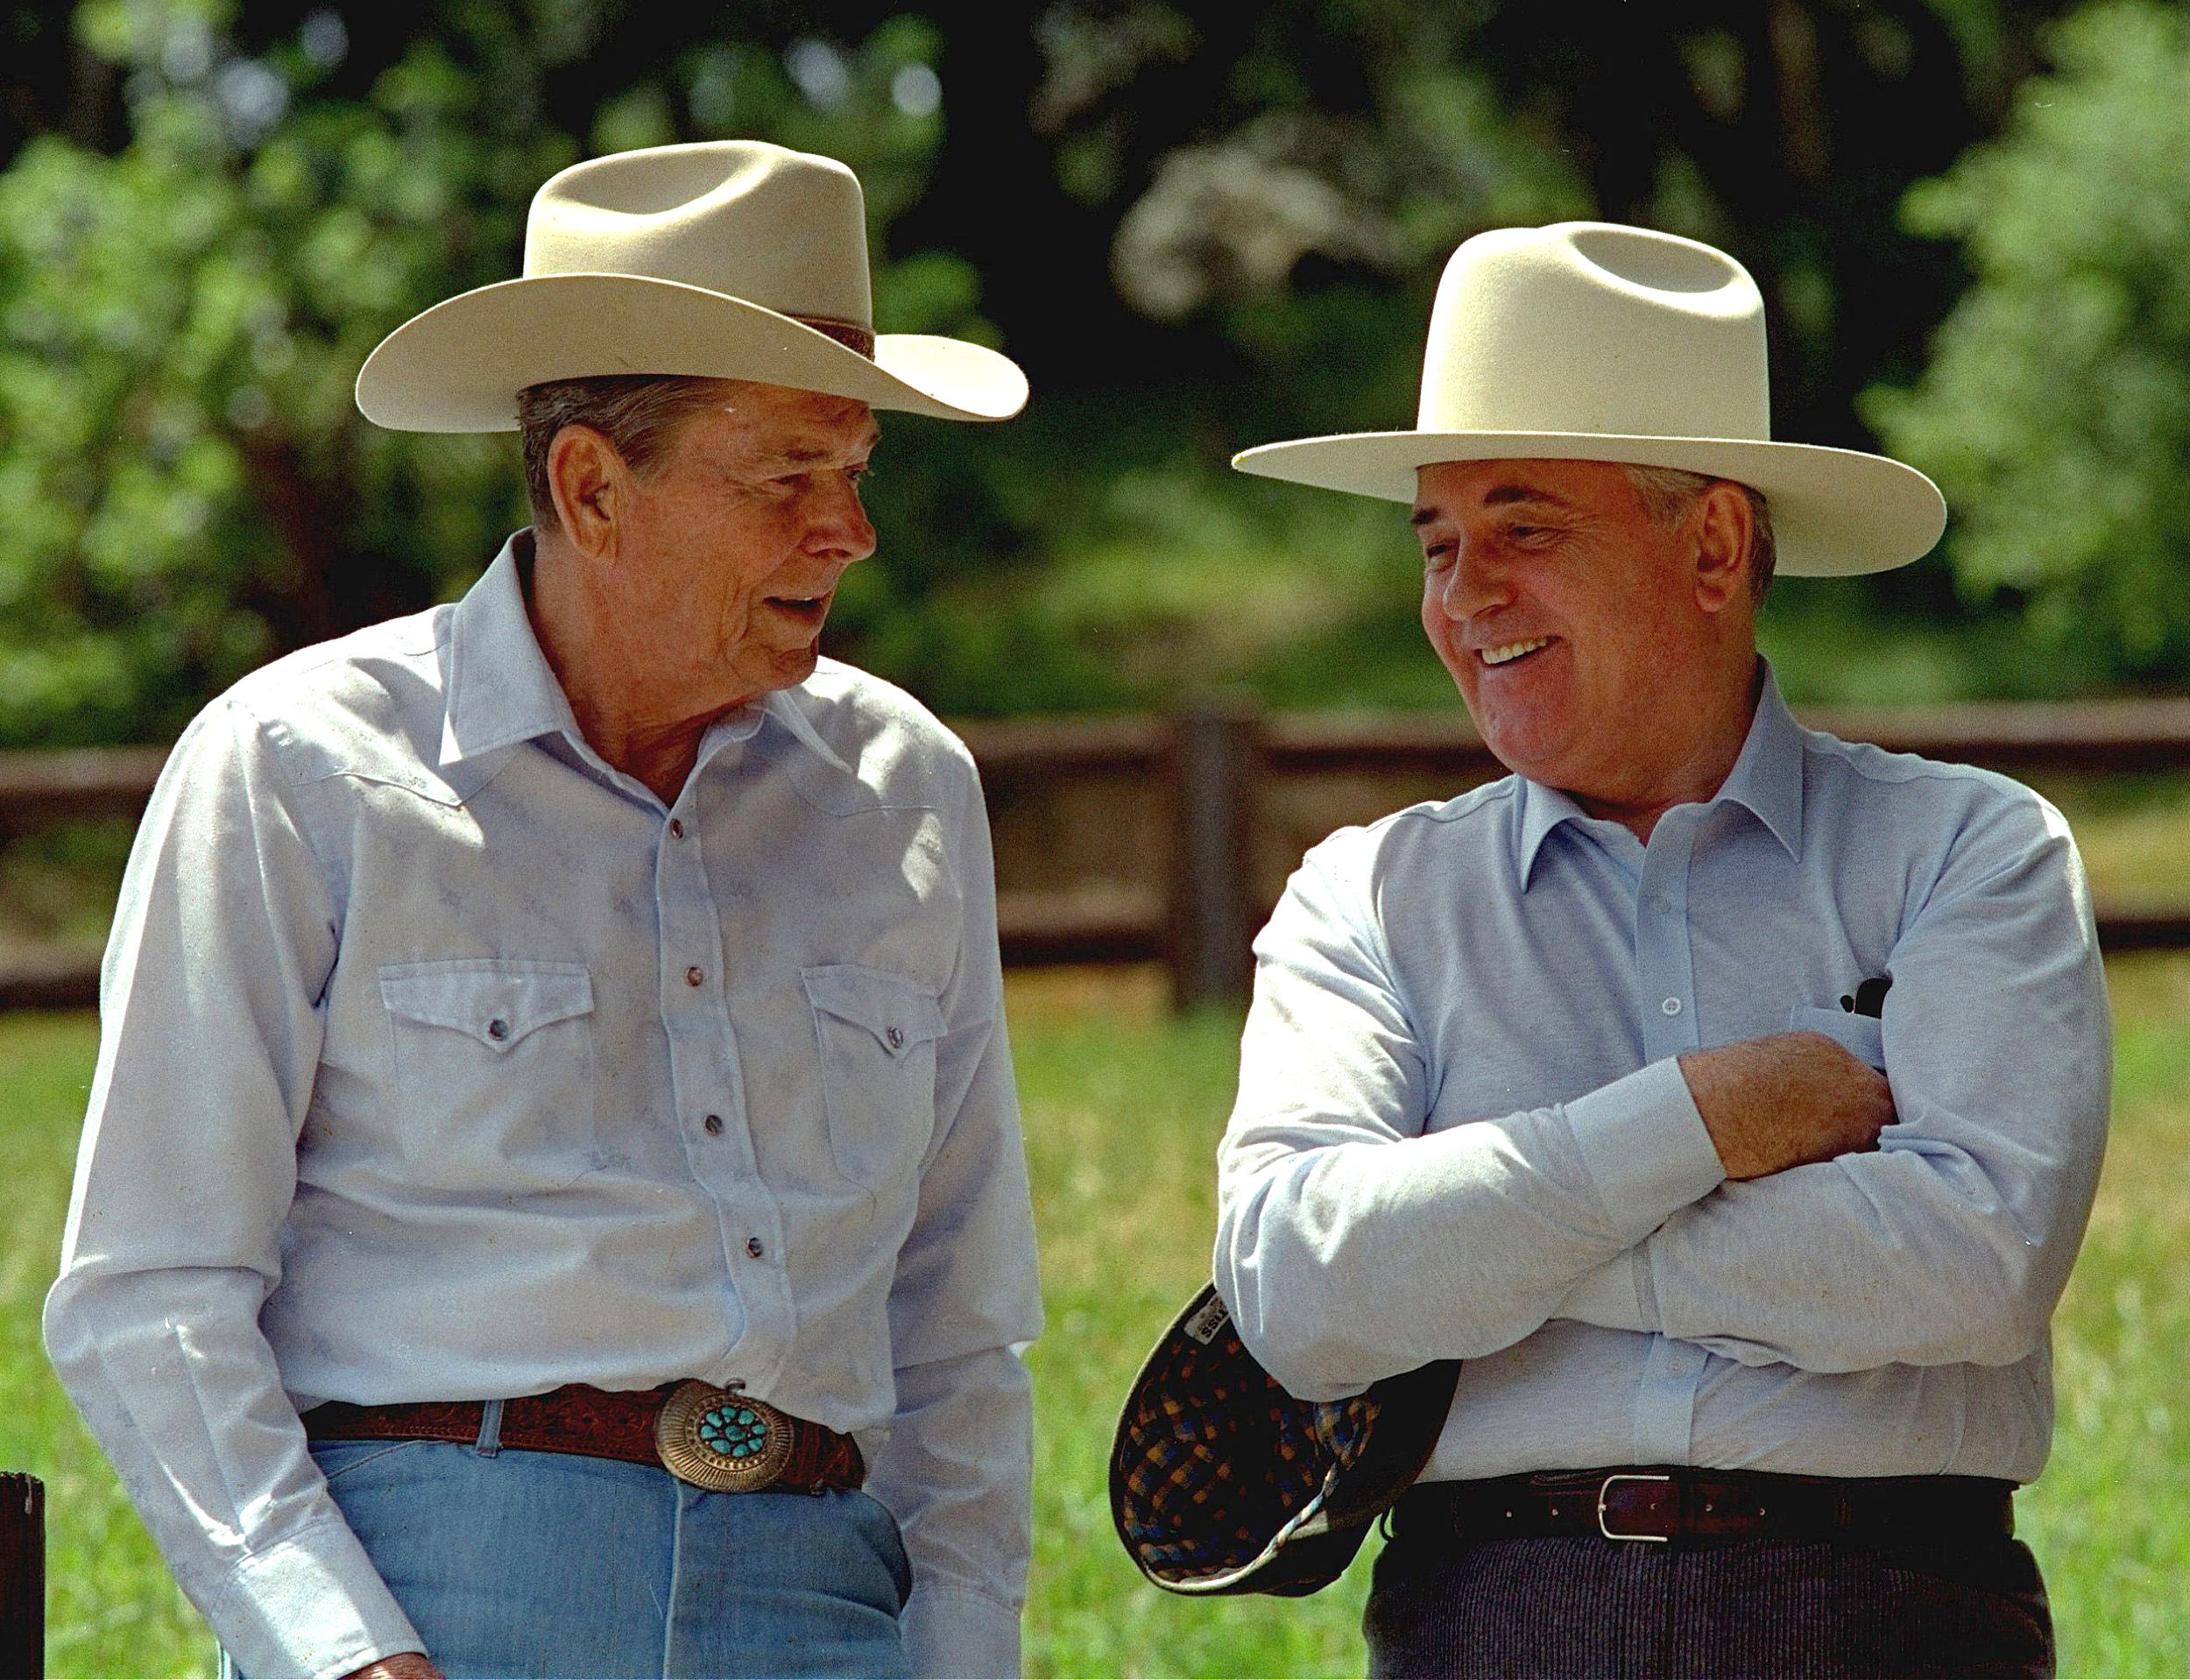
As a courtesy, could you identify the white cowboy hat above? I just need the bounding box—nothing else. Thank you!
[1231,222,1944,576]
[355,140,1027,431]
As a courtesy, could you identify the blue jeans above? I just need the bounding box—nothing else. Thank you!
[243,1422,912,1679]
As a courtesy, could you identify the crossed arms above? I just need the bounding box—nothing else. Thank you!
[1213,800,2111,1403]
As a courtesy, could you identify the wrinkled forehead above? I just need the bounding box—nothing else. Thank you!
[1410,456,1642,524]
[701,381,881,462]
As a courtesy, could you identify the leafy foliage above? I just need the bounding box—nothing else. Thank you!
[1868,0,2190,688]
[0,0,980,742]
[0,0,2121,739]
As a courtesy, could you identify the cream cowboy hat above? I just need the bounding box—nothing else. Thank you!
[356,141,1027,431]
[1232,222,1944,576]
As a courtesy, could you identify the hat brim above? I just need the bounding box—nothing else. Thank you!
[1232,429,1946,577]
[355,273,1028,432]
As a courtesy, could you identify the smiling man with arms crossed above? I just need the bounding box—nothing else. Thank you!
[45,142,1040,1680]
[1216,223,2108,1676]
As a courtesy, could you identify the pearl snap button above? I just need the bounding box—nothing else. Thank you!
[486,1018,510,1041]
[1661,997,1683,1016]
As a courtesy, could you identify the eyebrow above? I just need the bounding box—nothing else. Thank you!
[1410,484,1576,526]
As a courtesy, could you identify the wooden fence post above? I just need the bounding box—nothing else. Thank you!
[0,1472,42,1680]
[1169,697,1265,1009]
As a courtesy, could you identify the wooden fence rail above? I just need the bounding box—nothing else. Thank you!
[5,700,2190,1012]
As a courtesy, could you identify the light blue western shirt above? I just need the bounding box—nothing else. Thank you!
[1215,667,2109,1485]
[45,535,1042,1680]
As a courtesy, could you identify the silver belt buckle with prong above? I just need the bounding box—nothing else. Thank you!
[656,1380,795,1493]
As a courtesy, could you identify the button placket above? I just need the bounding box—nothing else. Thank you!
[1635,815,1702,1059]
[650,787,787,1379]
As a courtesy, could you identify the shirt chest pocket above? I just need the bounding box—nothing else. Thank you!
[378,959,601,1186]
[802,964,946,1191]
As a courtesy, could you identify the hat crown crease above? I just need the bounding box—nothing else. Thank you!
[1417,222,1770,441]
[524,143,874,328]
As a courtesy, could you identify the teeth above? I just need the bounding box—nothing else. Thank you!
[1480,638,1550,667]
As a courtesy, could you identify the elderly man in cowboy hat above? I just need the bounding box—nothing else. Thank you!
[45,141,1041,1680]
[1213,223,2108,1676]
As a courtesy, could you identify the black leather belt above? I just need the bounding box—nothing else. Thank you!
[1391,1467,2016,1547]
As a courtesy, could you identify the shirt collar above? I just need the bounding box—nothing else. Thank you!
[1512,659,1805,890]
[439,533,582,771]
[439,530,857,782]
[1712,660,1806,862]
[761,686,855,776]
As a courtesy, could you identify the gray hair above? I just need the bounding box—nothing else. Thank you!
[516,375,743,529]
[1621,465,1777,603]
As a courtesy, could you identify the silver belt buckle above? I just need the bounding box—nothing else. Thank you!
[655,1380,795,1493]
[1597,1472,1673,1542]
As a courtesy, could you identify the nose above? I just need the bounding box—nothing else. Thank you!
[1431,537,1514,622]
[803,471,877,566]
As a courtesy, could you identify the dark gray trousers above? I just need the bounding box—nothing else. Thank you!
[1364,1530,2053,1678]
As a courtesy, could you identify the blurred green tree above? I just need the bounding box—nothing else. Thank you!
[1866,0,2190,689]
[0,0,982,743]
[0,0,2095,738]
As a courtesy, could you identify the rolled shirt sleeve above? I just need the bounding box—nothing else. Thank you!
[43,701,424,1679]
[1214,844,1726,1401]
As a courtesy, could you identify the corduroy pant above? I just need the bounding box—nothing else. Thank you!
[1364,1526,2053,1678]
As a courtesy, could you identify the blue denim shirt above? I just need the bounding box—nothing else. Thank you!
[46,534,1041,1680]
[1216,667,2108,1484]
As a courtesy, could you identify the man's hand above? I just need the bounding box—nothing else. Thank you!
[340,1655,442,1680]
[1679,1031,1895,1180]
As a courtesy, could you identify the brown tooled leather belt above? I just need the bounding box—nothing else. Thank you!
[1392,1467,2015,1546]
[302,1380,864,1495]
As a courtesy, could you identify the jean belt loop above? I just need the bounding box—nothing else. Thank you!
[474,1397,505,1458]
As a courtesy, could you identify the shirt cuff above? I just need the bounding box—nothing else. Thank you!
[209,1519,424,1680]
[901,1579,1021,1679]
[1562,1056,1725,1242]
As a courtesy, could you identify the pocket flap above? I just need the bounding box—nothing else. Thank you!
[802,964,945,1057]
[379,961,594,1053]
[1787,1003,1886,1071]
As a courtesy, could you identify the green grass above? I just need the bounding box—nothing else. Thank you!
[0,1013,206,1677]
[7,963,2190,1677]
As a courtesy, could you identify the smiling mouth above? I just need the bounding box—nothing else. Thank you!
[1479,637,1552,667]
[766,593,830,620]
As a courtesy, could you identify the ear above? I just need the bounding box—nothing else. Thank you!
[546,425,632,562]
[1690,482,1754,616]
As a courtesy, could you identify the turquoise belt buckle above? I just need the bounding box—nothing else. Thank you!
[656,1380,795,1493]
